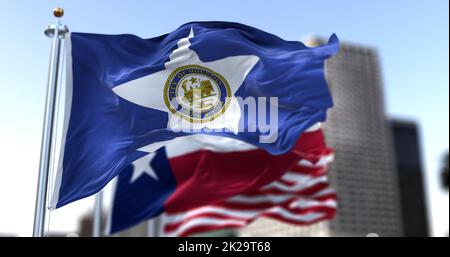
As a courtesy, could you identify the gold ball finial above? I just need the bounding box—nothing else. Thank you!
[53,7,64,18]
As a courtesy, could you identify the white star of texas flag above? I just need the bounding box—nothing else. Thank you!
[112,28,260,141]
[130,152,158,183]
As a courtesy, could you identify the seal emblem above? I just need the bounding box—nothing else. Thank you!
[164,64,232,123]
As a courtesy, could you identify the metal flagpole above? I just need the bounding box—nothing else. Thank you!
[154,216,161,237]
[33,7,68,237]
[147,216,161,237]
[93,191,103,237]
[147,219,155,237]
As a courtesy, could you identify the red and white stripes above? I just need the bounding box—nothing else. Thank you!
[161,151,336,237]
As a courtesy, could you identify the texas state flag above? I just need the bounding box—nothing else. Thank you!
[108,125,335,235]
[51,22,339,209]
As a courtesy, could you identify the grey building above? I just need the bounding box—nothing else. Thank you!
[391,120,429,237]
[323,40,403,237]
[240,39,403,237]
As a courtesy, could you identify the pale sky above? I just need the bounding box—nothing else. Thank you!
[0,0,448,236]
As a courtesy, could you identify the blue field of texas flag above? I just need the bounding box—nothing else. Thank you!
[51,21,339,209]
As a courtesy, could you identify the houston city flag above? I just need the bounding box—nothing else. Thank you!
[51,22,339,209]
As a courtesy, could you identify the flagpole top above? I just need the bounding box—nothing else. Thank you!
[53,7,64,18]
[44,7,68,38]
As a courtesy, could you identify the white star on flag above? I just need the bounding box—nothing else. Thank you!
[112,28,260,153]
[130,153,159,183]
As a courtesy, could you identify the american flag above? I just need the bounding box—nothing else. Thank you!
[161,149,336,237]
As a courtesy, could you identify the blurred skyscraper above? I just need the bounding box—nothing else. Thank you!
[391,120,429,237]
[240,39,404,237]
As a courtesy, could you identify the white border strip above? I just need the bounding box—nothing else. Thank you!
[50,33,73,209]
[104,177,118,235]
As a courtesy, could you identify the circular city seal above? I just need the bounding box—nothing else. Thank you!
[164,64,232,123]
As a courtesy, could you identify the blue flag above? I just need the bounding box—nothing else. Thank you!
[51,22,339,208]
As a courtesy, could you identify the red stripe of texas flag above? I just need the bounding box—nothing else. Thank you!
[165,129,328,212]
